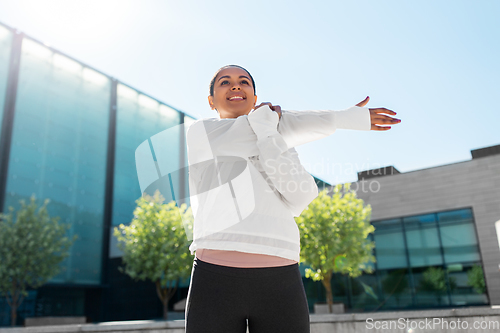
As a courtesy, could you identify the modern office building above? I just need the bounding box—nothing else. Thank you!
[333,145,500,311]
[0,21,497,326]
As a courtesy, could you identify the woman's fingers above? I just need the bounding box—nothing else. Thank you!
[356,96,370,107]
[370,114,401,131]
[369,107,397,116]
[372,114,401,124]
[254,102,273,109]
[367,107,401,131]
[369,108,400,130]
[253,102,282,119]
[273,105,282,119]
[371,125,392,131]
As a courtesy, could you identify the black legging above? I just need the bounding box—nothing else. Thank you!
[185,257,310,333]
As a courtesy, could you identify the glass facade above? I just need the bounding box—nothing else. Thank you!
[0,25,11,137]
[304,207,488,312]
[0,22,196,326]
[6,36,111,284]
[113,84,184,228]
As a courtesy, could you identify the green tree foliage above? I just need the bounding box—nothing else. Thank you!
[418,266,457,305]
[0,195,77,327]
[418,267,457,293]
[113,190,194,320]
[296,184,376,313]
[381,269,409,306]
[467,264,486,294]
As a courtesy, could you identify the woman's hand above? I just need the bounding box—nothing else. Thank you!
[356,96,401,131]
[253,102,282,120]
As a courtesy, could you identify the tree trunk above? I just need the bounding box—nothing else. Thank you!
[11,301,17,327]
[163,300,169,320]
[8,280,24,327]
[321,271,334,313]
[155,278,179,320]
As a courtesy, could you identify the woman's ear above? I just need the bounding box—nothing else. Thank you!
[253,95,258,108]
[208,95,215,110]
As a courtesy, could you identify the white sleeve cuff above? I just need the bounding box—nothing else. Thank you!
[334,106,371,131]
[247,105,280,140]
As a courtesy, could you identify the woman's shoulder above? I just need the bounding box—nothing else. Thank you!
[186,116,242,147]
[188,115,245,134]
[188,117,230,130]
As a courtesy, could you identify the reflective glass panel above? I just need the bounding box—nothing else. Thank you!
[6,37,111,284]
[404,214,442,268]
[372,218,407,269]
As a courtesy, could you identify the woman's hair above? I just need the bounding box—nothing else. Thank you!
[209,64,256,97]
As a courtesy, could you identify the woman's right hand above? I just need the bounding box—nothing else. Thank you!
[253,102,282,120]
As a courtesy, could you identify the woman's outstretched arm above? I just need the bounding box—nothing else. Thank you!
[277,105,371,148]
[186,96,400,165]
[187,104,373,164]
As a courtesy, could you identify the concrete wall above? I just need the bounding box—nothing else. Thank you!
[353,153,500,306]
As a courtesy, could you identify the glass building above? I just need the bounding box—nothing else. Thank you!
[305,207,488,312]
[0,22,198,325]
[0,21,497,326]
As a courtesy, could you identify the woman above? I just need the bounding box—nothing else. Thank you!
[184,65,400,333]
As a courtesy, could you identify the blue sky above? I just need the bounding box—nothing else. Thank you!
[0,0,498,185]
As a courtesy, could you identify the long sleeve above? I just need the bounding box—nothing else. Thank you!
[277,105,371,149]
[247,105,319,217]
[187,105,371,165]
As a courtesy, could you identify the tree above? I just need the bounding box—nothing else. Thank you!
[113,190,194,320]
[296,184,376,313]
[418,266,457,305]
[381,269,409,307]
[0,195,77,327]
[467,264,485,294]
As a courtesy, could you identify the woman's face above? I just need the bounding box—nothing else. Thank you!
[208,67,258,119]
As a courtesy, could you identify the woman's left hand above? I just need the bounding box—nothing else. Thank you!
[356,96,401,131]
[253,102,282,120]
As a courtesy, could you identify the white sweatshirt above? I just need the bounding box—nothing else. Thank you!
[186,105,371,262]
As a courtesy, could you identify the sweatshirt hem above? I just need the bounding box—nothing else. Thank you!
[190,240,299,262]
